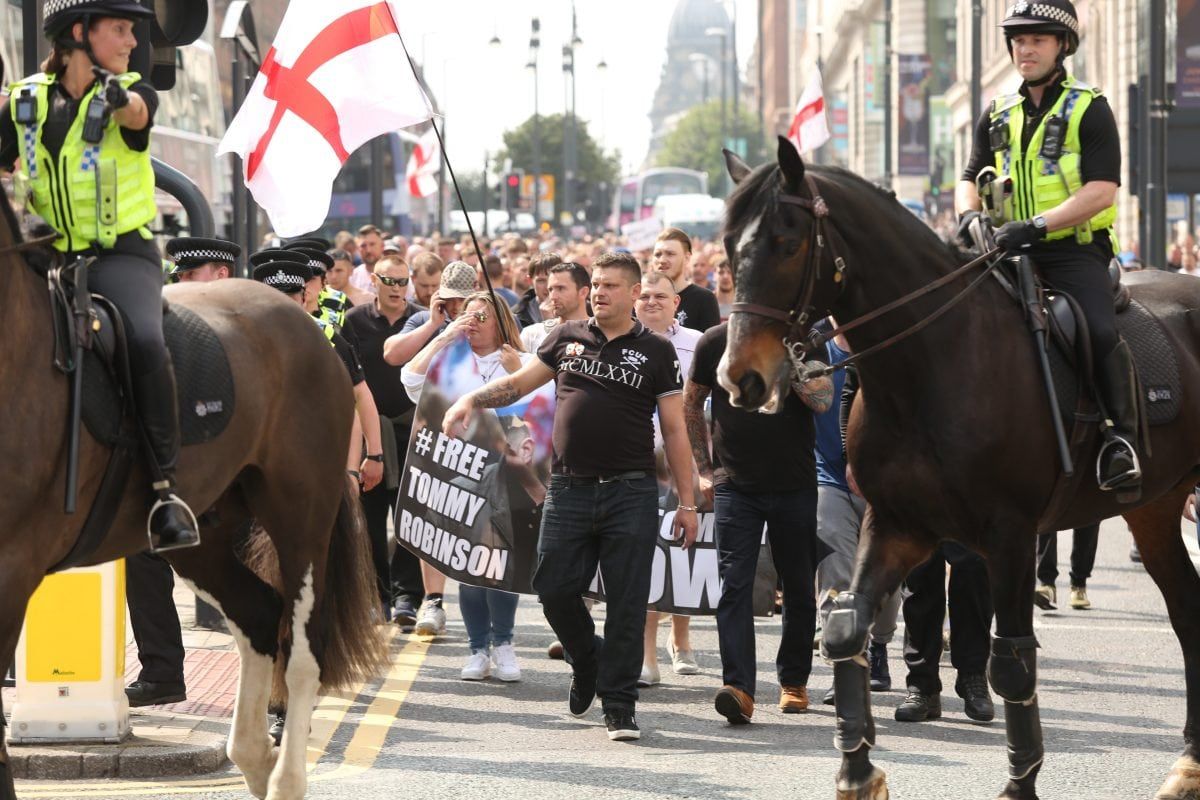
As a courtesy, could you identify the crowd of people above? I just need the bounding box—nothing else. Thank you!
[121,214,1188,745]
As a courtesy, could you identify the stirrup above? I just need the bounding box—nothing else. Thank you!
[146,492,200,551]
[1096,434,1141,491]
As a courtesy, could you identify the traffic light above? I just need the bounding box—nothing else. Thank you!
[129,0,209,91]
[504,171,524,211]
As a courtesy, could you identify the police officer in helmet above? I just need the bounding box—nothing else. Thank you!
[956,0,1140,493]
[0,0,200,550]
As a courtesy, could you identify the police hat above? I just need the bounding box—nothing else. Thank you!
[165,236,241,275]
[285,247,334,277]
[252,261,313,294]
[284,236,333,253]
[44,0,154,39]
[248,248,310,268]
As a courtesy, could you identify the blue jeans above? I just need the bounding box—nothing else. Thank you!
[459,585,519,653]
[713,483,818,698]
[532,474,659,711]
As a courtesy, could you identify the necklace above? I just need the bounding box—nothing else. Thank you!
[474,352,502,385]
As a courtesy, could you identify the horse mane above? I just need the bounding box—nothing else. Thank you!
[723,161,972,267]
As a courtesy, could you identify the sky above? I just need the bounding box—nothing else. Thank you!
[395,0,759,177]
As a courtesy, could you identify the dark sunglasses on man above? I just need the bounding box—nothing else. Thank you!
[375,274,409,287]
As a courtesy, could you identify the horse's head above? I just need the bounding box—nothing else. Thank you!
[718,136,842,411]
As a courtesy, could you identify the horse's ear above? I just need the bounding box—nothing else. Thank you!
[723,148,752,185]
[777,135,806,190]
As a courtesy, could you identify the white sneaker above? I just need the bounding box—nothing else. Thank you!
[414,600,446,636]
[491,643,522,682]
[670,646,700,675]
[461,650,491,681]
[637,662,660,687]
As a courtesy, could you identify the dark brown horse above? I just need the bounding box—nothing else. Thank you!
[0,197,384,800]
[718,138,1200,800]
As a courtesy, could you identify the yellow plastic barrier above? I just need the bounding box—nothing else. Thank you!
[9,561,129,744]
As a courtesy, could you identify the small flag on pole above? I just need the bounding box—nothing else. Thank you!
[406,126,441,198]
[787,70,831,155]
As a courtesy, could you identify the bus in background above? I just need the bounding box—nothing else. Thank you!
[610,167,707,230]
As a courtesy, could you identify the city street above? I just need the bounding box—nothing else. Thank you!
[17,515,1198,799]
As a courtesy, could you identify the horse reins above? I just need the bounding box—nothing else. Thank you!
[728,172,1001,378]
[0,231,60,258]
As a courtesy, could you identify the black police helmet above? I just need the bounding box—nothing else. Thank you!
[1000,0,1080,57]
[44,0,155,40]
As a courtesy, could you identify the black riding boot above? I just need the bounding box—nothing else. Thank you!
[133,359,199,552]
[1096,340,1141,493]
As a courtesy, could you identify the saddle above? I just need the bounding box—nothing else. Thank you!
[42,257,235,572]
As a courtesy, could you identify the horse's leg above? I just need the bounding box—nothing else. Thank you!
[0,565,50,800]
[1122,483,1200,800]
[169,516,283,800]
[984,528,1042,800]
[824,507,934,800]
[266,561,324,800]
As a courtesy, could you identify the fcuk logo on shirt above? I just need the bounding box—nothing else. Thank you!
[621,349,648,371]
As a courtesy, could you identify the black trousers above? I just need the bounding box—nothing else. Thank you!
[126,552,185,684]
[84,237,168,377]
[1037,523,1100,588]
[532,474,659,711]
[713,484,817,698]
[1031,240,1118,368]
[359,419,422,610]
[901,542,993,694]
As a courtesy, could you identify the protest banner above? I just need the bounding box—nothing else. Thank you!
[395,334,777,615]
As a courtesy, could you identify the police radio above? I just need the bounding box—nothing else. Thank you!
[81,93,109,144]
[14,88,37,125]
[988,117,1010,153]
[1039,116,1067,161]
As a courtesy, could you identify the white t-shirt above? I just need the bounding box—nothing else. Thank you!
[652,323,702,449]
[520,318,561,353]
[402,347,535,404]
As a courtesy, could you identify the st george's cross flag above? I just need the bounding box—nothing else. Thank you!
[787,70,830,155]
[406,126,441,198]
[218,1,434,236]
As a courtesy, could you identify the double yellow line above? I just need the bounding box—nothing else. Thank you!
[18,629,430,797]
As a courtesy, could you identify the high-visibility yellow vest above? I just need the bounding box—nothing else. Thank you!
[990,75,1117,245]
[316,287,349,330]
[9,72,156,252]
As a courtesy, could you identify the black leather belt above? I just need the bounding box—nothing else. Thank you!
[554,470,648,485]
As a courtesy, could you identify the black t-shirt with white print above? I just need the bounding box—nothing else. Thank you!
[537,318,682,475]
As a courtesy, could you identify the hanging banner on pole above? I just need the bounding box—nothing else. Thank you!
[897,54,932,176]
[1179,0,1200,107]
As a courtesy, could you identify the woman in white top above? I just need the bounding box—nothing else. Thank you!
[402,291,531,682]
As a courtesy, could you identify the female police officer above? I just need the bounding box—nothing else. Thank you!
[955,0,1140,494]
[0,0,199,551]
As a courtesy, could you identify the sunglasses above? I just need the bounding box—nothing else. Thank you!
[375,275,409,287]
[468,310,490,323]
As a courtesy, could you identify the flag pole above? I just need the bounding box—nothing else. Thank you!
[394,30,509,346]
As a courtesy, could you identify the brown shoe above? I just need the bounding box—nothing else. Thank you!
[714,685,754,724]
[779,685,809,713]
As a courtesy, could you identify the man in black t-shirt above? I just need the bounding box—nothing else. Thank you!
[686,322,833,724]
[342,255,423,627]
[652,227,720,332]
[443,252,698,743]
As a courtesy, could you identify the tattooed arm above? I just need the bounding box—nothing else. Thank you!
[442,358,556,436]
[792,361,834,414]
[683,379,715,505]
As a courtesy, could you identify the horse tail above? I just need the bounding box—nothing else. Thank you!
[313,476,388,691]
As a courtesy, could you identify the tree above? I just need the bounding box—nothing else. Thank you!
[656,101,766,196]
[495,113,622,223]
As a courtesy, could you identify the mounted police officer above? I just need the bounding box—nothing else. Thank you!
[0,0,200,550]
[956,0,1140,494]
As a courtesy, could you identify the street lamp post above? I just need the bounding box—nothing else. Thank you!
[562,3,582,230]
[528,18,542,230]
[689,53,711,103]
[706,27,729,193]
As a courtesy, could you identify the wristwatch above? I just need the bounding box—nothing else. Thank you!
[364,453,384,463]
[1031,215,1048,236]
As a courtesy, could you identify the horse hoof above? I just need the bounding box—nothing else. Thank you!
[836,766,888,800]
[1155,756,1200,800]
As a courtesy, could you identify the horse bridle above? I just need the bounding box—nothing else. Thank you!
[728,173,844,338]
[727,172,1002,377]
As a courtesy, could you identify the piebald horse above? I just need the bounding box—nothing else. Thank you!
[0,196,384,800]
